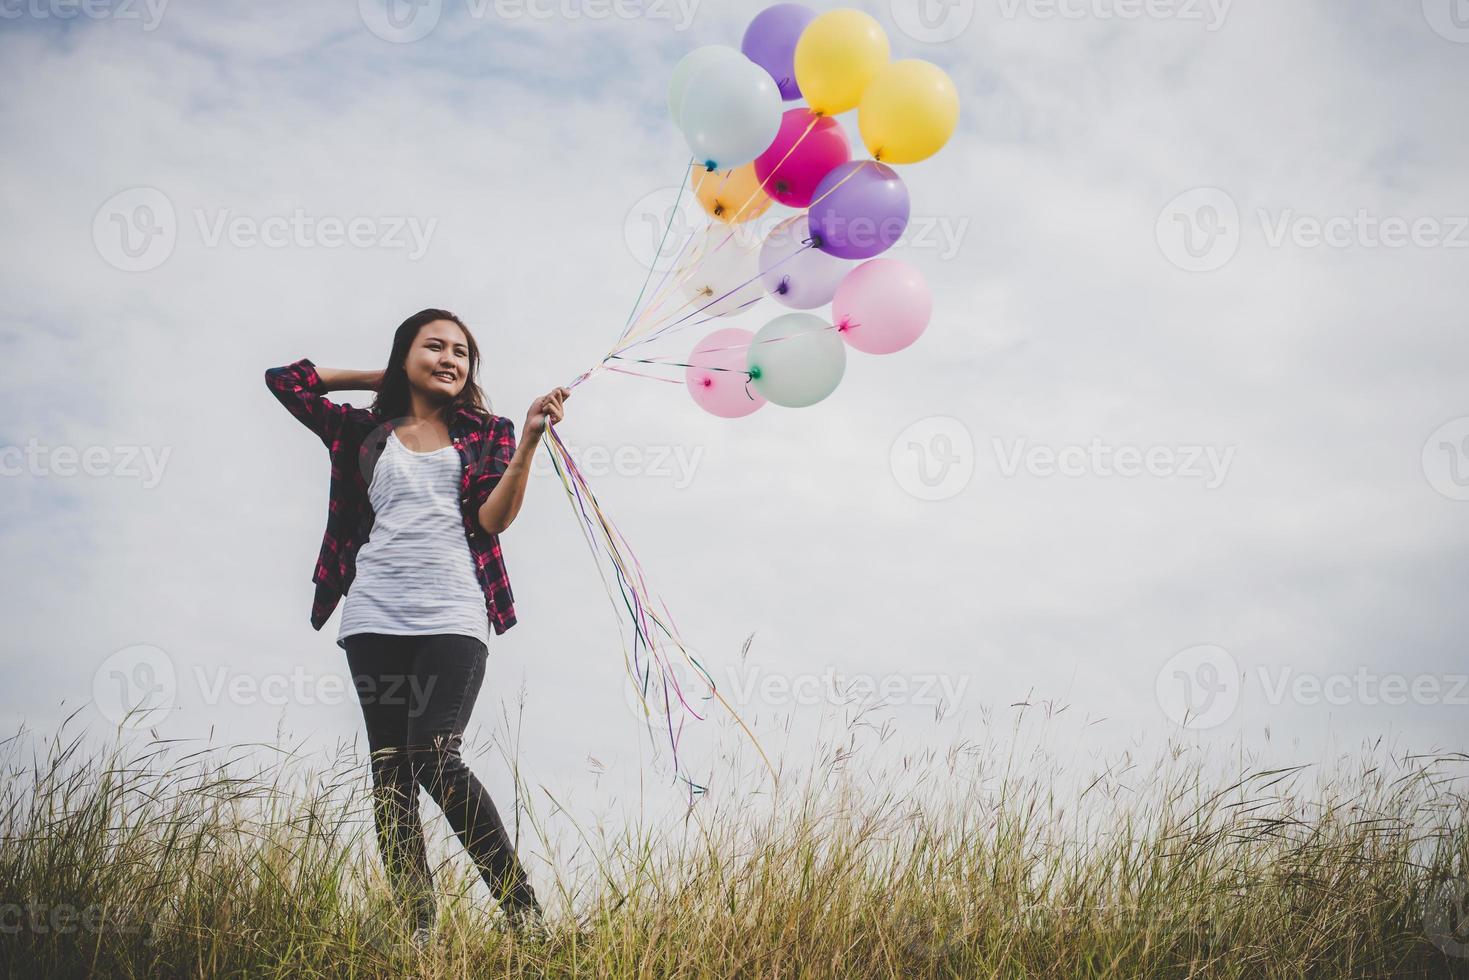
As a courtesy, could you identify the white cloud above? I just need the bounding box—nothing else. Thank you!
[1,0,1467,824]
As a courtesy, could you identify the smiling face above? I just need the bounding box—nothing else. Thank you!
[404,318,470,401]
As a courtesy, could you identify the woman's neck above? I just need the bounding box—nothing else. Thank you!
[406,390,450,428]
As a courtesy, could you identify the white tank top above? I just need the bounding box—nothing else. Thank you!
[336,430,491,650]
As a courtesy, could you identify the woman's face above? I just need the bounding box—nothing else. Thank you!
[405,319,470,400]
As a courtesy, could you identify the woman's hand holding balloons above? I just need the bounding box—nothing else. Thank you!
[525,386,570,436]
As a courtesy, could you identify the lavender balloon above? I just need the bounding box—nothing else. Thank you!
[741,4,816,101]
[808,160,909,260]
[759,214,851,310]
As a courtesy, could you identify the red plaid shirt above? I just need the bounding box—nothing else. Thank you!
[264,357,518,636]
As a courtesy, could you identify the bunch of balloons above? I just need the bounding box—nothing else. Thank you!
[664,4,958,417]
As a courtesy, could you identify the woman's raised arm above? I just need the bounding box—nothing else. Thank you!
[263,357,382,449]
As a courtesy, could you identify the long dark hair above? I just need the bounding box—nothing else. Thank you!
[370,308,493,426]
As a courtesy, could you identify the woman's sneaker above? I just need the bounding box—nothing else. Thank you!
[501,903,546,937]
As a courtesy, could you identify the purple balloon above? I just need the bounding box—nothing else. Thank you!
[741,4,816,101]
[808,160,910,260]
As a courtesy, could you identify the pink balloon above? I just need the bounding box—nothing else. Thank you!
[685,327,767,418]
[833,258,932,355]
[753,108,850,209]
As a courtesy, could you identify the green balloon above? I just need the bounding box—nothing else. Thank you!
[747,313,846,408]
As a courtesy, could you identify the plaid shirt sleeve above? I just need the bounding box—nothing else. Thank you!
[263,357,358,451]
[470,415,518,514]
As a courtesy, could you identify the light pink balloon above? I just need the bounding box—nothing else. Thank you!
[832,258,932,355]
[685,327,767,418]
[753,108,850,209]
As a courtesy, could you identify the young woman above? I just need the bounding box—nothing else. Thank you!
[264,308,569,942]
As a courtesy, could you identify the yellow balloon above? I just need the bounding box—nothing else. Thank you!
[690,163,773,223]
[793,8,890,117]
[858,60,960,164]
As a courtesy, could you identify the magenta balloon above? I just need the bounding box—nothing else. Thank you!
[741,4,816,100]
[753,108,851,209]
[833,258,932,355]
[685,327,767,418]
[809,160,909,260]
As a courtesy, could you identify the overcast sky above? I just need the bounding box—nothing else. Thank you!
[2,0,1467,828]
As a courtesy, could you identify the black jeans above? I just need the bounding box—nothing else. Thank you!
[344,631,538,929]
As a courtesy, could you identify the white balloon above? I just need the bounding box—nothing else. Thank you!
[680,56,782,170]
[760,215,852,310]
[667,45,744,128]
[676,223,766,319]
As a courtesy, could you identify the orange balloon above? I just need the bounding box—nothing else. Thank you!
[690,163,773,223]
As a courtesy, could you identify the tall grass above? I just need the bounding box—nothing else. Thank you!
[2,703,1467,978]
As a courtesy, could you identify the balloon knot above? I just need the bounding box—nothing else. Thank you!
[703,160,717,172]
[747,366,761,381]
[837,317,851,332]
[776,276,790,295]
